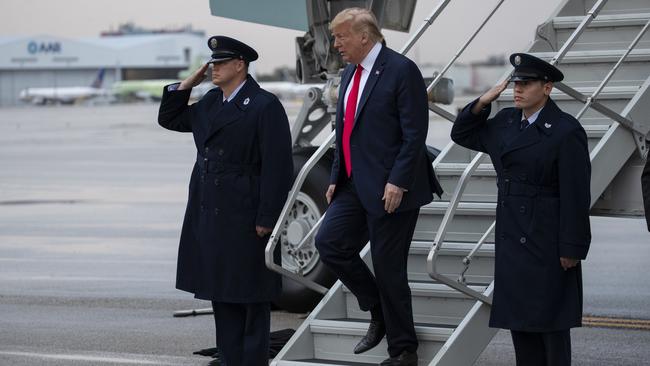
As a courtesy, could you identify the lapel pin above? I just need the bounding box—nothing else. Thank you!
[243,97,250,105]
[375,70,380,75]
[544,123,552,128]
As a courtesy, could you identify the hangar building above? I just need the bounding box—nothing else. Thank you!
[0,32,209,106]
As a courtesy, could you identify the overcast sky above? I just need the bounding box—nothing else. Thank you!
[1,0,564,74]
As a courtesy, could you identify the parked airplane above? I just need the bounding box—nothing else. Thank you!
[111,76,320,102]
[18,69,108,105]
[111,79,178,102]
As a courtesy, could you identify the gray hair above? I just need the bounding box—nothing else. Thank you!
[330,7,384,44]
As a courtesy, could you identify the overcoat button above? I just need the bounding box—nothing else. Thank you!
[204,147,209,153]
[519,206,526,213]
[214,178,220,186]
[214,208,219,215]
[520,237,527,244]
[218,149,224,156]
[500,234,505,240]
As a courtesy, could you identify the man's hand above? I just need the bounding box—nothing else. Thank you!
[326,184,336,204]
[179,63,209,90]
[472,78,509,115]
[256,226,272,238]
[383,183,404,214]
[560,257,579,271]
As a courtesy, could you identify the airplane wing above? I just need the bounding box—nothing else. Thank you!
[209,0,308,31]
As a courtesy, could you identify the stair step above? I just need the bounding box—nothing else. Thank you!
[498,85,638,117]
[552,13,650,51]
[309,319,453,364]
[277,360,376,366]
[530,49,650,88]
[420,201,496,215]
[554,13,650,29]
[415,202,496,243]
[408,240,494,285]
[343,282,487,326]
[586,0,650,15]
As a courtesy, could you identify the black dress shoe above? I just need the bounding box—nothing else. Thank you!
[353,320,386,354]
[379,350,418,366]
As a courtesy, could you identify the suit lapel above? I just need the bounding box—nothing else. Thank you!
[501,120,542,157]
[500,99,558,158]
[200,90,222,137]
[530,98,558,137]
[337,65,355,120]
[501,109,523,148]
[336,65,355,139]
[354,46,387,123]
[500,108,541,158]
[205,75,259,142]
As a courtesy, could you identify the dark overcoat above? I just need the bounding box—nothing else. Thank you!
[157,75,293,302]
[642,152,650,231]
[451,98,591,332]
[330,46,443,215]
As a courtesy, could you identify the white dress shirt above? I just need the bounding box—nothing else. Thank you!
[522,106,543,127]
[343,42,383,115]
[223,79,246,103]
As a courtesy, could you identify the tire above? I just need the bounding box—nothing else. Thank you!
[272,148,337,313]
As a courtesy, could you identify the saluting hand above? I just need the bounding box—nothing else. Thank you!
[179,63,209,90]
[560,257,579,271]
[472,79,509,114]
[383,183,404,214]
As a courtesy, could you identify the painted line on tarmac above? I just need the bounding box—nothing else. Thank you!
[583,316,650,331]
[0,350,181,365]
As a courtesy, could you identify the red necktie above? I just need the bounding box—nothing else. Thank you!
[343,64,363,177]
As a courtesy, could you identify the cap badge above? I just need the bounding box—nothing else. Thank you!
[243,97,250,105]
[514,55,521,66]
[210,38,218,49]
[545,123,552,128]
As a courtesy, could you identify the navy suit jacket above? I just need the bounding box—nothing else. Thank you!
[330,45,442,215]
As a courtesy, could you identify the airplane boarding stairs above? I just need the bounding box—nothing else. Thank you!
[269,0,650,364]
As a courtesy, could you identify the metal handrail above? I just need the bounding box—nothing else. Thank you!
[427,152,492,304]
[264,0,453,294]
[459,221,495,284]
[426,0,615,304]
[549,0,609,66]
[291,212,326,255]
[399,0,451,55]
[575,18,650,121]
[265,131,335,295]
[427,0,506,94]
[554,82,646,135]
[422,0,512,305]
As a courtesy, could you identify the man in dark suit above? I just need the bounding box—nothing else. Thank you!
[157,36,293,366]
[314,8,442,366]
[452,53,591,366]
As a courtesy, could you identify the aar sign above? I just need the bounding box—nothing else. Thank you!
[27,41,62,54]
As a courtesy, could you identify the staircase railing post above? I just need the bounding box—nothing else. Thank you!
[550,0,609,66]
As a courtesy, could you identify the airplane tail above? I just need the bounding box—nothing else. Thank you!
[91,69,106,89]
